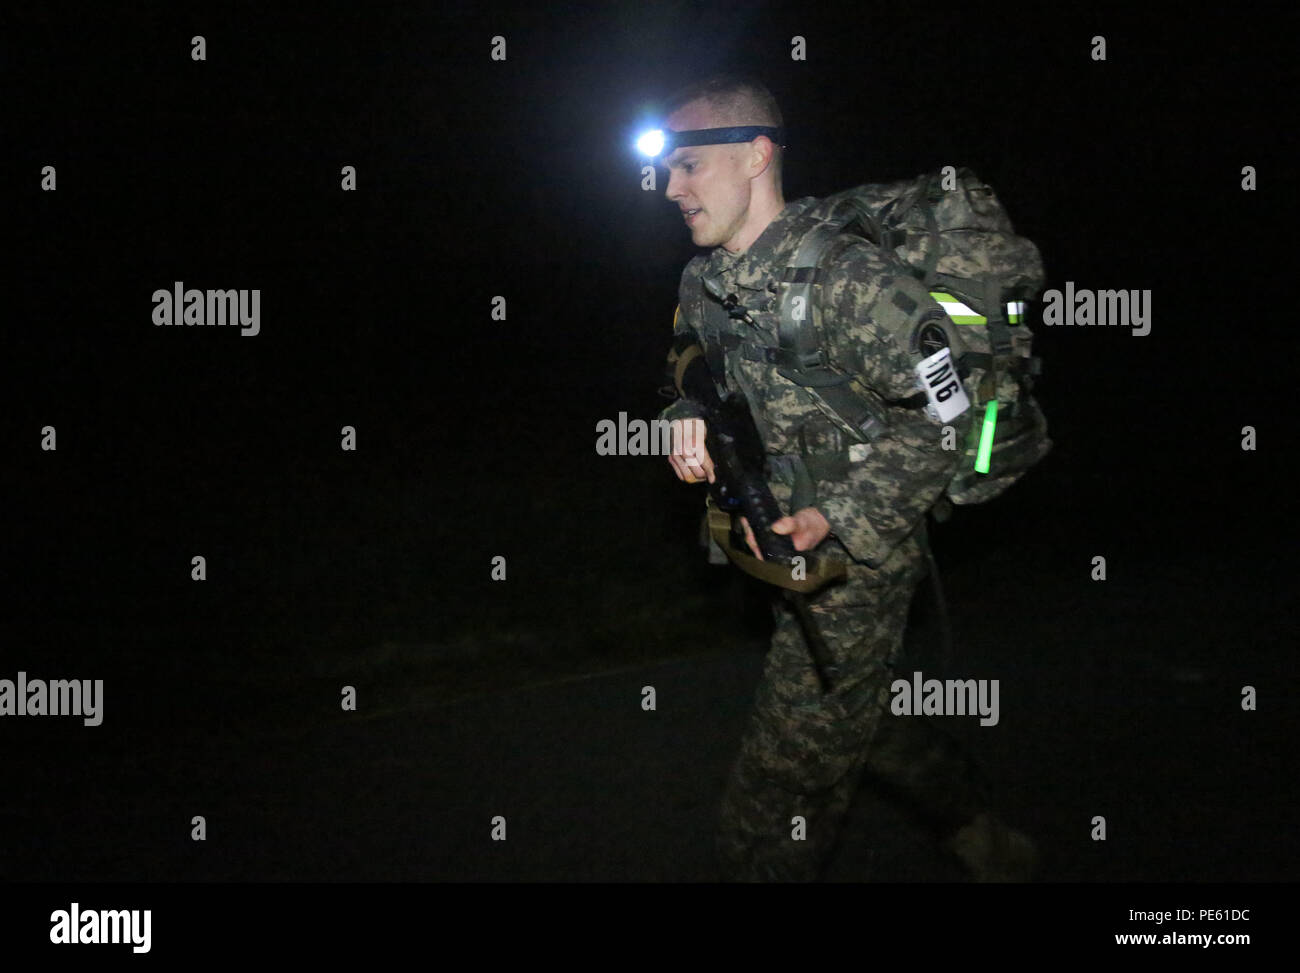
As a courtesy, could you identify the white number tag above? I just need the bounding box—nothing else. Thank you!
[915,347,970,423]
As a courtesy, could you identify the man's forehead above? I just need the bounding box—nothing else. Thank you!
[666,100,719,131]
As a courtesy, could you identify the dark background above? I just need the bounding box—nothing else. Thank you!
[2,1,1293,886]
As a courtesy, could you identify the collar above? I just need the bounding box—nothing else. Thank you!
[703,196,820,288]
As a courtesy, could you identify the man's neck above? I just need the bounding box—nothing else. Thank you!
[722,193,787,255]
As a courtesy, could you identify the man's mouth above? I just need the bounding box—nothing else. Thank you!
[683,208,702,223]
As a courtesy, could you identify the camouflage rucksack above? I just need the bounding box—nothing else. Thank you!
[781,167,1052,506]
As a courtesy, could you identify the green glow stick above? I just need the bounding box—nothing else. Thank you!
[975,401,997,473]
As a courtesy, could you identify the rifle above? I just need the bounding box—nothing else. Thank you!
[667,333,845,693]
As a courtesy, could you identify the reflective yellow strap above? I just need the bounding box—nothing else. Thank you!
[929,291,986,325]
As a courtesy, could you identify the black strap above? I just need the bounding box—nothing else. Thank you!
[778,220,842,371]
[918,517,954,672]
[959,351,1036,374]
[920,189,942,288]
[984,278,1014,357]
[740,341,801,368]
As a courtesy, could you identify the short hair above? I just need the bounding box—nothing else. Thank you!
[663,74,784,188]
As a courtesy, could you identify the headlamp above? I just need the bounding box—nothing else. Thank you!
[635,125,785,161]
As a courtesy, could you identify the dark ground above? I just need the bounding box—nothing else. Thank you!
[3,419,1292,883]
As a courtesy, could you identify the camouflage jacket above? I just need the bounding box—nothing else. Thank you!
[659,196,971,573]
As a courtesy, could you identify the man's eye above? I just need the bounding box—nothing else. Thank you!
[683,163,695,173]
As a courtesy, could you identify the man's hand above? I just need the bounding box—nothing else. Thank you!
[667,417,715,484]
[738,507,832,560]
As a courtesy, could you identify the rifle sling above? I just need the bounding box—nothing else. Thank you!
[705,495,847,594]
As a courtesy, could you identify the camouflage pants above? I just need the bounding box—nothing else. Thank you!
[716,543,988,881]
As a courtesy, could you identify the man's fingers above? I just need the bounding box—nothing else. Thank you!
[668,452,705,483]
[680,450,708,480]
[774,517,809,550]
[738,516,763,561]
[669,418,712,484]
[785,508,832,551]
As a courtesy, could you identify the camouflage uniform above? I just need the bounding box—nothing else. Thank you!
[661,197,990,881]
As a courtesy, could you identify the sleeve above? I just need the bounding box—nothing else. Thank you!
[659,395,705,424]
[806,246,971,567]
[656,264,708,424]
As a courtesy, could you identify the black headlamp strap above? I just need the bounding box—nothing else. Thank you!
[666,126,785,152]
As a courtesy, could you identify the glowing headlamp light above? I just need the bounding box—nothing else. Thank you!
[635,125,786,161]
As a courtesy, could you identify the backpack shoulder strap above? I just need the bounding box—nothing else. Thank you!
[776,218,846,374]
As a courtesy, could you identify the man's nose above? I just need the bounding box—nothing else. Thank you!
[665,168,682,201]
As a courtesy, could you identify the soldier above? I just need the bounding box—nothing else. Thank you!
[655,74,1036,882]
